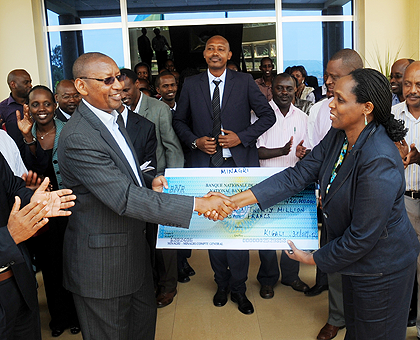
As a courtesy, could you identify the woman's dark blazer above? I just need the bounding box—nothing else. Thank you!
[251,122,420,276]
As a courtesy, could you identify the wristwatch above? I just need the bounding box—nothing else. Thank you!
[23,136,37,145]
[191,139,197,149]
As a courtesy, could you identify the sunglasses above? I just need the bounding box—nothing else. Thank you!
[79,74,127,85]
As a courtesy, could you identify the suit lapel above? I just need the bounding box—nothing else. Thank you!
[78,102,141,186]
[137,93,149,119]
[200,72,213,118]
[125,110,139,146]
[221,68,234,115]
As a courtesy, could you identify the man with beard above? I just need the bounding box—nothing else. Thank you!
[256,73,311,300]
[392,60,420,337]
[390,58,414,106]
[54,80,82,122]
[0,69,32,150]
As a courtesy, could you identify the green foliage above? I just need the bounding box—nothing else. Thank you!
[50,45,63,89]
[366,44,402,79]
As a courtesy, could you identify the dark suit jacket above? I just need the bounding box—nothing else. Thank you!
[57,101,194,299]
[0,154,38,312]
[136,94,184,175]
[173,68,276,167]
[55,108,70,123]
[126,108,158,181]
[251,122,420,276]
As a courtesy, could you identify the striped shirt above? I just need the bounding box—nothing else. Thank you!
[257,101,309,168]
[392,101,420,191]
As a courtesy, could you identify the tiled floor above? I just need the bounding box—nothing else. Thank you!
[38,250,418,340]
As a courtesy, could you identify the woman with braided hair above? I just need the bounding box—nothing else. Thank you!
[209,68,419,339]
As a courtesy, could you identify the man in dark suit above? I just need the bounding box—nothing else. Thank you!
[54,79,81,122]
[0,153,75,340]
[57,52,234,340]
[173,35,276,314]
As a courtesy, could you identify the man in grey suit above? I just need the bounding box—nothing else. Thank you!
[57,52,234,340]
[120,69,183,175]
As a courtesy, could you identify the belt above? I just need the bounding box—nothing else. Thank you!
[0,269,13,282]
[405,191,420,199]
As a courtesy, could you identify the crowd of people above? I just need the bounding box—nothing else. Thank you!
[1,32,420,340]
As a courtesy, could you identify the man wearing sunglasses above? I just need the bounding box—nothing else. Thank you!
[57,52,235,340]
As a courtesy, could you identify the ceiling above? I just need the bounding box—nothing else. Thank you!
[46,0,351,18]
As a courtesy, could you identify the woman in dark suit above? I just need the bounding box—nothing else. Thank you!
[228,68,420,339]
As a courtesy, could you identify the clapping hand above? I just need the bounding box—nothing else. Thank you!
[195,192,238,221]
[403,143,420,168]
[30,177,76,218]
[295,140,307,159]
[16,105,33,137]
[22,170,42,189]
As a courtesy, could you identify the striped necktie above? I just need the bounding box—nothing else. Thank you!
[211,80,223,167]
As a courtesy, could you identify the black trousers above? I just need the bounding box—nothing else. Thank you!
[257,250,300,286]
[0,276,41,340]
[26,216,79,329]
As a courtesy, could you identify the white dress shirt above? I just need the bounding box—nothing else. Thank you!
[207,68,232,158]
[83,99,141,186]
[312,97,333,147]
[392,101,420,191]
[0,130,27,177]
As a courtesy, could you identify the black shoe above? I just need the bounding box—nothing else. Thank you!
[213,286,230,307]
[305,284,329,297]
[231,292,254,314]
[177,269,190,283]
[259,285,274,299]
[408,310,417,327]
[70,326,81,334]
[51,327,65,337]
[183,262,195,276]
[281,279,310,292]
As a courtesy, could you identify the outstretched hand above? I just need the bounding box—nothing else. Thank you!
[16,105,33,137]
[30,177,76,217]
[285,240,316,265]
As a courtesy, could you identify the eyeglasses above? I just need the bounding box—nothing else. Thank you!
[79,74,127,85]
[60,94,81,100]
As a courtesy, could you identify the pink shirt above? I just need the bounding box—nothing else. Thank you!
[312,97,333,147]
[257,101,309,168]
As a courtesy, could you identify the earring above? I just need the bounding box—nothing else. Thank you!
[364,113,367,126]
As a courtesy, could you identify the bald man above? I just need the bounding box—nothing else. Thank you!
[57,52,234,340]
[392,61,420,337]
[390,58,415,106]
[0,69,32,150]
[174,35,275,315]
[54,79,81,122]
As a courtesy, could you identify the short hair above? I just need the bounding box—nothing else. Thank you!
[133,62,152,83]
[73,52,109,79]
[350,68,406,142]
[28,85,54,102]
[205,35,230,51]
[155,70,176,88]
[290,65,307,79]
[120,68,138,84]
[260,57,273,66]
[55,79,76,94]
[141,28,147,34]
[330,49,363,71]
[7,69,29,86]
[227,60,240,71]
[273,72,295,86]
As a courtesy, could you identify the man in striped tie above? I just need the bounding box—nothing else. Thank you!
[173,35,275,314]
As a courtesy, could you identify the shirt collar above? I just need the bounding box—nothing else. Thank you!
[83,98,118,127]
[134,92,143,113]
[269,100,296,118]
[402,101,420,122]
[6,94,19,106]
[59,107,72,120]
[207,68,227,84]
